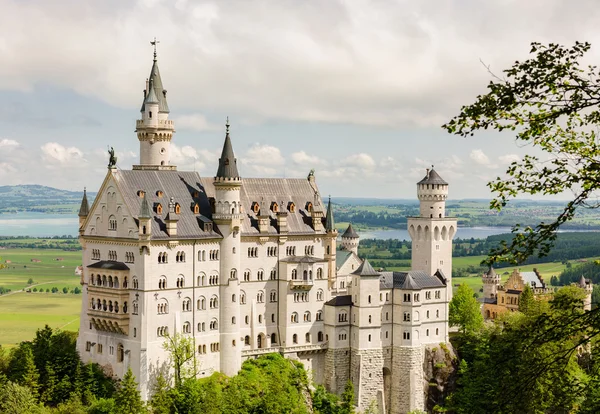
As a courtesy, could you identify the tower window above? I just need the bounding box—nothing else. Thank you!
[149,111,152,119]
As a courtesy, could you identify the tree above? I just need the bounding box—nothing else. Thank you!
[149,373,172,414]
[340,380,355,414]
[449,284,484,334]
[518,284,535,315]
[114,367,144,414]
[444,41,600,265]
[162,333,197,388]
[62,287,68,294]
[0,381,39,414]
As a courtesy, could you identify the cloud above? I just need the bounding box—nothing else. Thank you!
[174,113,221,131]
[0,138,19,149]
[240,144,285,176]
[41,142,84,164]
[291,151,326,166]
[499,154,521,164]
[341,153,376,169]
[170,143,206,170]
[469,149,497,169]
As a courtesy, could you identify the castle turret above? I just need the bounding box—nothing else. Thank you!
[324,196,338,289]
[213,118,242,376]
[579,275,593,312]
[407,167,457,299]
[482,266,500,300]
[341,223,359,255]
[134,45,175,170]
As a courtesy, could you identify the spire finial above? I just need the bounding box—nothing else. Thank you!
[150,37,160,61]
[226,117,230,135]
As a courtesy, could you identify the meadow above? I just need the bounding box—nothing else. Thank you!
[0,248,82,346]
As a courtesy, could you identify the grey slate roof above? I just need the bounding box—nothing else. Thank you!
[140,58,170,114]
[138,195,151,219]
[113,170,219,240]
[145,84,159,104]
[379,270,446,290]
[87,261,130,271]
[325,197,335,232]
[342,223,359,238]
[484,266,497,278]
[336,250,353,269]
[521,271,544,288]
[417,168,448,185]
[352,259,379,277]
[215,124,240,179]
[325,295,352,307]
[200,177,326,236]
[78,189,90,217]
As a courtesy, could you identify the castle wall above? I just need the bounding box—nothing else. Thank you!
[391,346,424,414]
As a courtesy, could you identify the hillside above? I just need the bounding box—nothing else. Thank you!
[0,185,96,214]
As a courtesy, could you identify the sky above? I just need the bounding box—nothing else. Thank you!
[1,0,599,199]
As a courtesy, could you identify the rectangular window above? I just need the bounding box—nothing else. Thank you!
[97,344,103,354]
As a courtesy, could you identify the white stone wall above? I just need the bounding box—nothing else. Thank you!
[391,346,424,414]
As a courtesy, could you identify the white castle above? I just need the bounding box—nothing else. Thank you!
[76,49,457,414]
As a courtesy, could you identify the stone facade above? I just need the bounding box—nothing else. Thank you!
[76,50,456,413]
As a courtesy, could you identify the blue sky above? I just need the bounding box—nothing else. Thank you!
[1,0,599,199]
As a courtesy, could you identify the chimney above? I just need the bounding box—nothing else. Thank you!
[165,197,179,237]
[277,211,288,234]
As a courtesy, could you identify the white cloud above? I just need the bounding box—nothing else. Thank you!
[341,153,376,169]
[171,144,206,170]
[0,138,19,149]
[469,149,497,169]
[499,154,521,164]
[241,144,285,176]
[174,113,220,131]
[41,142,84,164]
[291,151,326,166]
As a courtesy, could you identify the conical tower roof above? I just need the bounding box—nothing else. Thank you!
[144,81,159,104]
[215,119,240,179]
[484,266,497,278]
[342,223,359,239]
[325,196,335,232]
[78,189,90,217]
[352,259,380,277]
[417,167,447,185]
[140,54,170,113]
[139,194,151,219]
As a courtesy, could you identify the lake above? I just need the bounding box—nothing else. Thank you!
[0,213,79,237]
[359,227,513,241]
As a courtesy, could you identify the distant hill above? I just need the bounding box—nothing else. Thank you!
[0,185,96,214]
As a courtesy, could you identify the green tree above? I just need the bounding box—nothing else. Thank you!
[518,284,535,315]
[62,287,68,294]
[41,362,57,405]
[149,373,172,414]
[340,380,355,414]
[27,278,34,285]
[162,333,197,388]
[444,41,600,265]
[449,284,483,334]
[114,367,144,414]
[0,381,40,414]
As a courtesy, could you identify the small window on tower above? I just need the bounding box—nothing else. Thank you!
[149,111,152,118]
[156,191,163,198]
[224,158,230,166]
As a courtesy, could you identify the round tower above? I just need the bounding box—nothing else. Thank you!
[341,223,359,255]
[134,46,175,169]
[579,275,593,312]
[417,167,448,218]
[213,119,243,377]
[482,266,500,299]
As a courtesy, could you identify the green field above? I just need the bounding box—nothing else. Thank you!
[0,292,81,347]
[0,248,82,346]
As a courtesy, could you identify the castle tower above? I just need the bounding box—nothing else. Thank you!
[579,275,593,312]
[482,266,500,300]
[350,259,384,413]
[325,196,338,289]
[78,188,90,233]
[407,167,457,299]
[213,119,242,376]
[134,45,175,170]
[341,223,359,255]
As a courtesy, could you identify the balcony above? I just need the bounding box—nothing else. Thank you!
[289,279,314,290]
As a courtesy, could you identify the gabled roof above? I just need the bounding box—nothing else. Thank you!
[325,295,352,307]
[215,122,240,179]
[342,223,359,239]
[521,271,544,288]
[417,168,447,185]
[87,261,130,271]
[336,250,353,269]
[379,270,446,290]
[78,189,90,217]
[352,259,379,277]
[140,57,170,114]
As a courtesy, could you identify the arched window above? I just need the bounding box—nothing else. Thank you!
[305,333,310,343]
[316,289,324,301]
[183,322,191,334]
[304,311,311,322]
[230,269,237,279]
[271,333,277,345]
[270,290,277,302]
[291,312,298,323]
[317,331,324,342]
[270,269,277,280]
[316,310,323,321]
[182,298,191,312]
[293,334,298,344]
[198,296,206,310]
[240,291,246,304]
[210,295,219,309]
[291,269,298,280]
[256,291,264,303]
[109,215,117,231]
[317,268,323,279]
[210,318,218,330]
[117,343,124,362]
[158,276,167,289]
[244,335,250,345]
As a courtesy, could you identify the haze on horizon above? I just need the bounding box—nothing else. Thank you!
[0,0,598,200]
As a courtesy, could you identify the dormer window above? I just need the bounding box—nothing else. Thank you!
[306,202,313,212]
[252,202,260,214]
[193,191,200,198]
[193,204,200,214]
[288,202,296,213]
[224,158,230,166]
[175,203,181,214]
[156,191,163,198]
[271,202,279,213]
[137,190,145,198]
[156,203,163,214]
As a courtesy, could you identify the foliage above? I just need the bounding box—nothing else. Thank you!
[161,333,198,389]
[0,380,41,414]
[449,285,594,412]
[518,284,535,315]
[444,41,600,265]
[114,367,145,414]
[340,380,355,414]
[449,284,483,334]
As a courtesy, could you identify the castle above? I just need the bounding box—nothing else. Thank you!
[481,267,593,319]
[76,49,457,414]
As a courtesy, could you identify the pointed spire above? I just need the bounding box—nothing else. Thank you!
[145,80,159,104]
[485,266,497,278]
[78,188,90,217]
[325,196,335,232]
[140,41,169,114]
[139,193,151,219]
[215,117,240,179]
